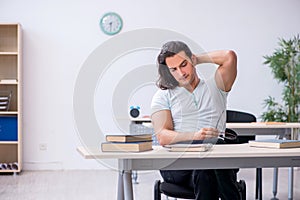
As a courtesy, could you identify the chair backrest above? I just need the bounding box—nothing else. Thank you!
[226,110,257,144]
[226,110,256,123]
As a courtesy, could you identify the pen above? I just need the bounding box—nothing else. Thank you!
[215,110,225,139]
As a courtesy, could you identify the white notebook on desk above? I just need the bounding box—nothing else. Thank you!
[164,143,213,152]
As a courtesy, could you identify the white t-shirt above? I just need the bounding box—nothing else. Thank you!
[151,76,228,133]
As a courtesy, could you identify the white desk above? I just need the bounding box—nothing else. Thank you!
[77,144,300,200]
[227,122,300,200]
[226,122,300,140]
[133,119,300,199]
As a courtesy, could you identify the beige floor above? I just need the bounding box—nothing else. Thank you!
[0,168,299,200]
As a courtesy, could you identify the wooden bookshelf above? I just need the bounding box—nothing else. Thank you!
[0,24,22,173]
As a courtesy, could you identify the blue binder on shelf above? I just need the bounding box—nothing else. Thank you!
[0,116,18,141]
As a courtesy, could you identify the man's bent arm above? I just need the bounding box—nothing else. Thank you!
[151,110,219,146]
[193,50,237,92]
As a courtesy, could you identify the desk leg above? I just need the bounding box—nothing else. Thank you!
[288,167,294,200]
[117,171,124,200]
[123,170,134,200]
[271,168,278,200]
[256,168,262,200]
[117,170,134,200]
[288,127,297,200]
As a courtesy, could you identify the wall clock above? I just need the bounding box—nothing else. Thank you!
[99,12,123,35]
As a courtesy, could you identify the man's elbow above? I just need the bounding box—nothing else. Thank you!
[156,133,169,146]
[226,50,237,63]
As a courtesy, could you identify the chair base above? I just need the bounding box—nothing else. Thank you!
[238,180,246,200]
[154,180,162,200]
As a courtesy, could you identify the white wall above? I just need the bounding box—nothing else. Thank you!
[0,0,299,170]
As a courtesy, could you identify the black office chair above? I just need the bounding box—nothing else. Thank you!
[154,110,256,200]
[154,179,246,200]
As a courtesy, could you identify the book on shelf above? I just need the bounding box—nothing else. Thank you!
[0,90,12,100]
[164,143,213,152]
[0,97,9,101]
[105,133,152,143]
[0,101,8,105]
[0,105,8,110]
[101,141,153,152]
[249,139,300,149]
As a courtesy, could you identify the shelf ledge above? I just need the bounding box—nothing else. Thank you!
[0,111,18,115]
[0,52,18,55]
[0,141,18,144]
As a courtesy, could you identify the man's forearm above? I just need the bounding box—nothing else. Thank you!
[156,127,219,146]
[156,129,197,146]
[195,50,234,66]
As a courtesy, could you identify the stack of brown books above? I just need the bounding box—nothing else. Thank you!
[0,91,12,111]
[101,134,153,152]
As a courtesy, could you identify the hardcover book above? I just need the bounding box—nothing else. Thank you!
[249,139,300,149]
[105,134,152,143]
[101,141,153,152]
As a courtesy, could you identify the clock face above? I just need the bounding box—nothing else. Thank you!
[100,12,123,35]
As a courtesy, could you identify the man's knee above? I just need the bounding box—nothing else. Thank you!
[192,170,215,184]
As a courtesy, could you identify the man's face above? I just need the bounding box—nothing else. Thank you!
[165,51,196,87]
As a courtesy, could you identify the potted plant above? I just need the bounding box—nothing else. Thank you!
[261,35,300,122]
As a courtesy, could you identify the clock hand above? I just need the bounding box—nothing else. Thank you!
[109,22,112,31]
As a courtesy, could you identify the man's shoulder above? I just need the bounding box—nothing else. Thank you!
[154,87,177,94]
[153,88,169,99]
[151,89,173,112]
[153,87,181,101]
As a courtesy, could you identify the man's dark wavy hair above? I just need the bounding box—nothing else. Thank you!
[156,41,193,90]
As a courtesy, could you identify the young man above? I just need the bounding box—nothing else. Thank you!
[151,41,239,200]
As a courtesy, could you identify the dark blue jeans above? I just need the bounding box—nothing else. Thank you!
[160,139,240,200]
[160,168,240,200]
